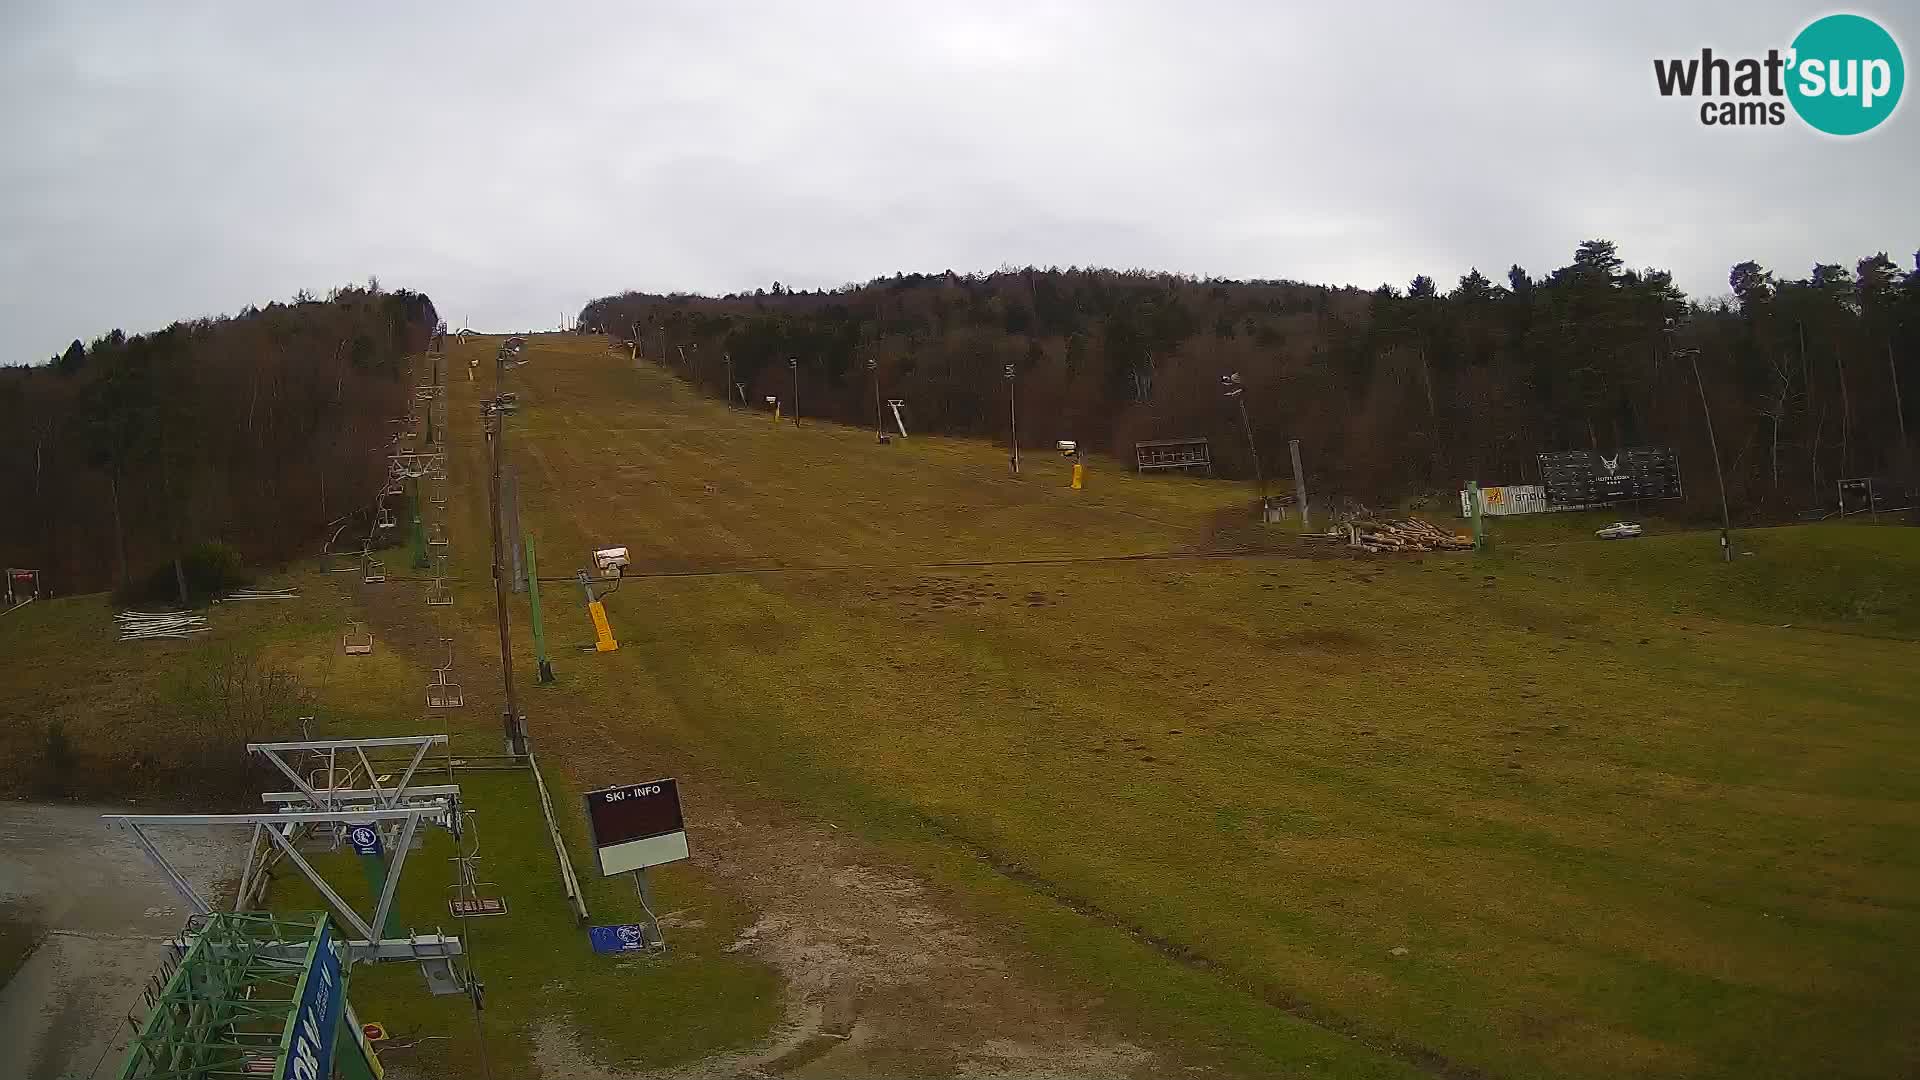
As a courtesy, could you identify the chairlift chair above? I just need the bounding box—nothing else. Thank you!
[343,621,374,655]
[427,522,450,548]
[427,578,453,607]
[426,639,465,709]
[375,504,398,530]
[362,555,386,584]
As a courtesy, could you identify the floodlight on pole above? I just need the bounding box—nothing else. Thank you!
[789,357,801,425]
[868,358,885,442]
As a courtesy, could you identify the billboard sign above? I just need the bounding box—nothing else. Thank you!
[583,779,689,876]
[277,922,343,1080]
[1458,484,1552,518]
[1537,448,1680,504]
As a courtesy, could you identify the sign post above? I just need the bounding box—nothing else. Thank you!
[584,779,690,953]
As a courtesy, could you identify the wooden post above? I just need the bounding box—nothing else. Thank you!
[1288,438,1309,530]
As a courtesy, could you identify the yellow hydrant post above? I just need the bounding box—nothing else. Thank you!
[1071,461,1084,490]
[588,600,618,652]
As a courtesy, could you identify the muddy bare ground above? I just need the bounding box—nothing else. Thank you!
[0,801,246,1080]
[350,574,1192,1079]
[530,806,1164,1080]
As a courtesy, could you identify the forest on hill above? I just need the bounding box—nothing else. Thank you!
[0,285,439,596]
[581,241,1918,520]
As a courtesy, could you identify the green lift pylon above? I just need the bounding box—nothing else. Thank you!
[118,911,381,1080]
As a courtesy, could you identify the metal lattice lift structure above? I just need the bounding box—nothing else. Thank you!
[103,802,466,976]
[387,450,445,482]
[249,734,452,817]
[115,910,382,1080]
[426,639,465,709]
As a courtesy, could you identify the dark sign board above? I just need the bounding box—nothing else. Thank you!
[346,823,383,857]
[583,779,689,876]
[1537,448,1680,504]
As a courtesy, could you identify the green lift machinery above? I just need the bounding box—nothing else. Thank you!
[118,911,382,1080]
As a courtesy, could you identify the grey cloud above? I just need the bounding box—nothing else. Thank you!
[2,0,1914,360]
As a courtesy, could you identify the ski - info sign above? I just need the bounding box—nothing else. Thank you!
[583,778,688,876]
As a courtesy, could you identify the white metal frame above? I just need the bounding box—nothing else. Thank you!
[104,803,458,957]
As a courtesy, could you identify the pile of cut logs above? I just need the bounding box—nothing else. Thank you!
[1334,517,1473,554]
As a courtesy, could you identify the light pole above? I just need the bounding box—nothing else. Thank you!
[1221,372,1265,512]
[724,352,735,407]
[1004,363,1020,474]
[1677,347,1734,562]
[789,357,801,425]
[868,358,884,442]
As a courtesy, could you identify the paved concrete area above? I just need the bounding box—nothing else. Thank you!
[0,801,244,1080]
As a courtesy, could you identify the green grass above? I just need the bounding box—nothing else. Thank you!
[0,585,341,801]
[1496,521,1920,637]
[0,384,785,1077]
[261,770,780,1077]
[9,333,1916,1079]
[452,333,1920,1080]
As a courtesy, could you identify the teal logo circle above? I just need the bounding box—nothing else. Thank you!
[1787,14,1904,135]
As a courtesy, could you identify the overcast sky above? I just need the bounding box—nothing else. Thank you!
[2,1,1913,362]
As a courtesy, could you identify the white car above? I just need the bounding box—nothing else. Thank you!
[1596,521,1644,540]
